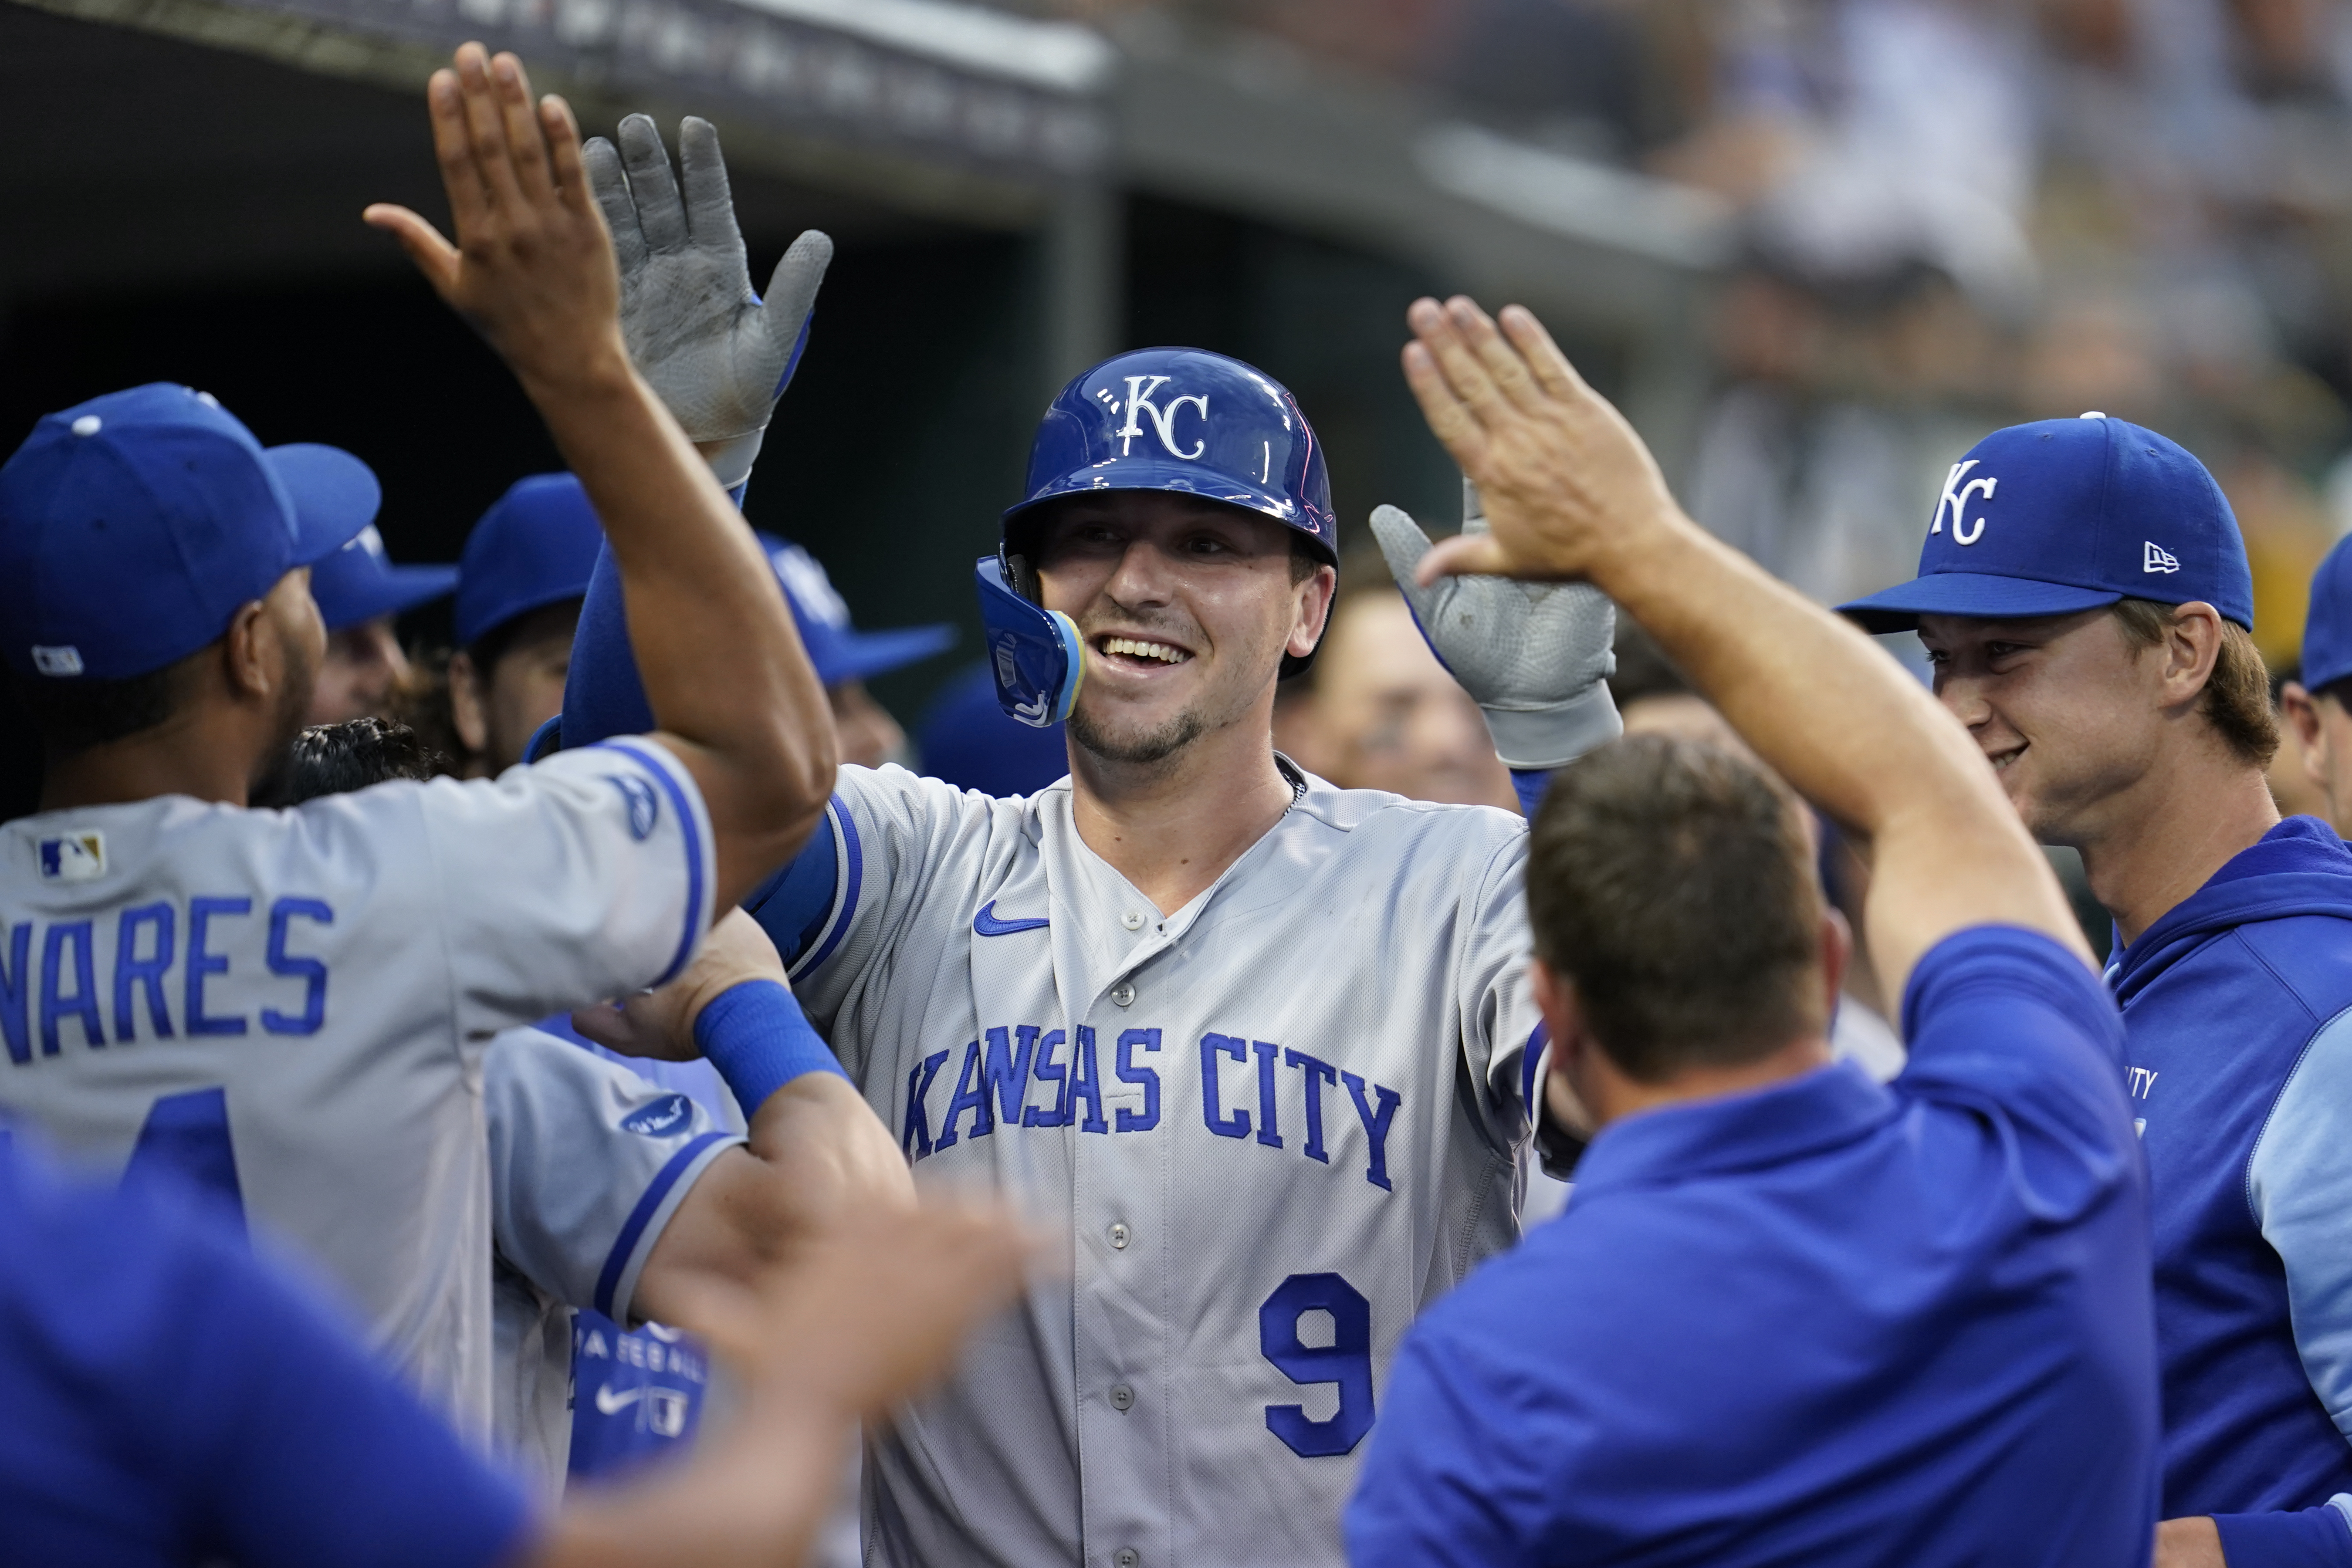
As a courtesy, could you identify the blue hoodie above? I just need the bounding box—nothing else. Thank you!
[2115,815,2352,1564]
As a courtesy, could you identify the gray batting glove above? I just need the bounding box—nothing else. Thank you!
[1369,477,1622,770]
[583,115,833,490]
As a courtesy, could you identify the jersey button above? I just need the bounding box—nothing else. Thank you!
[1109,1221,1130,1250]
[1109,982,1136,1007]
[1121,910,1145,930]
[1115,1549,1141,1567]
[1109,1383,1135,1413]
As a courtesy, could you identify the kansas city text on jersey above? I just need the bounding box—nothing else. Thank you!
[900,1022,1406,1191]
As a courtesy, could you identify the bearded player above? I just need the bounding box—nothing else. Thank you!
[554,116,1620,1567]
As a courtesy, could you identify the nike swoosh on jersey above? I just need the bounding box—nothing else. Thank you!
[594,1384,647,1416]
[973,900,1050,937]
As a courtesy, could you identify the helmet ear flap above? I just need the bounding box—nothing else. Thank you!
[975,553,1083,728]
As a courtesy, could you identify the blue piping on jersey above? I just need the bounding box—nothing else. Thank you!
[592,741,706,989]
[1520,1021,1550,1115]
[595,1129,731,1319]
[797,798,862,977]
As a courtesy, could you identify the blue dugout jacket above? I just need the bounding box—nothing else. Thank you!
[0,1141,529,1568]
[2115,815,2352,1564]
[1346,926,2159,1568]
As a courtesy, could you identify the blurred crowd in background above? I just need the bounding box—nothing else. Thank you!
[1042,0,2352,679]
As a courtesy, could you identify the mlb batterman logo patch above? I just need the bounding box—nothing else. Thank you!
[37,831,105,882]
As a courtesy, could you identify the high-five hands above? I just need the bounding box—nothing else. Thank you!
[570,909,784,1063]
[1401,297,1692,588]
[583,116,832,489]
[1369,477,1620,770]
[363,44,625,399]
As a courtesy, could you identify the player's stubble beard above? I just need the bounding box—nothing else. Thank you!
[1067,609,1288,770]
[250,634,321,801]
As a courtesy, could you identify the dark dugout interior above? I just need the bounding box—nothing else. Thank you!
[0,1,1533,818]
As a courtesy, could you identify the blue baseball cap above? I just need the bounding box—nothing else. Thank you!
[455,474,605,649]
[0,383,378,682]
[310,524,457,631]
[1838,414,2252,634]
[2299,534,2352,692]
[762,536,953,687]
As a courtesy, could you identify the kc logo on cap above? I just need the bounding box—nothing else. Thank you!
[1931,461,1999,546]
[1838,413,2251,635]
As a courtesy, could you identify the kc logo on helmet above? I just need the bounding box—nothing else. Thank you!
[1930,460,1999,546]
[1116,375,1209,460]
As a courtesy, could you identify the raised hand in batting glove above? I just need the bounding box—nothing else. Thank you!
[583,114,831,489]
[1369,475,1621,770]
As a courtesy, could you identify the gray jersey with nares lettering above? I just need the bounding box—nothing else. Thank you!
[787,760,1542,1568]
[484,1024,745,1490]
[0,739,716,1440]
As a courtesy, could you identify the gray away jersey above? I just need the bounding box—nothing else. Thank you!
[0,739,715,1439]
[484,1024,745,1491]
[788,760,1543,1568]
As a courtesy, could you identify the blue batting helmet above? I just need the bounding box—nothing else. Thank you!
[1001,347,1337,562]
[979,349,1338,724]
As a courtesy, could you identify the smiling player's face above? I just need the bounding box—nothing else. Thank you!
[1916,608,2166,845]
[1034,493,1332,769]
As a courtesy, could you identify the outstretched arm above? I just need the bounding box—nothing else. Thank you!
[364,45,835,908]
[1401,296,2087,998]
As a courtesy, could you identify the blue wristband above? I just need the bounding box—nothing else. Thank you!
[691,979,847,1112]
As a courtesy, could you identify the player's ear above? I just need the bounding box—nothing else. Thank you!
[2283,683,2325,760]
[1820,908,1853,1021]
[447,649,491,757]
[1288,561,1337,661]
[219,598,276,703]
[1528,956,1572,1042]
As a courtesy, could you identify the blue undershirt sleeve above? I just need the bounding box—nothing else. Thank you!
[560,543,657,749]
[565,536,843,944]
[743,811,839,964]
[1510,767,1551,820]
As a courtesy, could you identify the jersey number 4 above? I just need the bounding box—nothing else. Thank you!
[124,1086,247,1233]
[1260,1273,1374,1457]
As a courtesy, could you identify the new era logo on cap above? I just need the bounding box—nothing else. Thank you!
[2145,542,2181,574]
[30,645,82,676]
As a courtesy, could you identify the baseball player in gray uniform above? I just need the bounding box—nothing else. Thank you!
[261,715,906,1489]
[566,116,1622,1568]
[0,44,838,1436]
